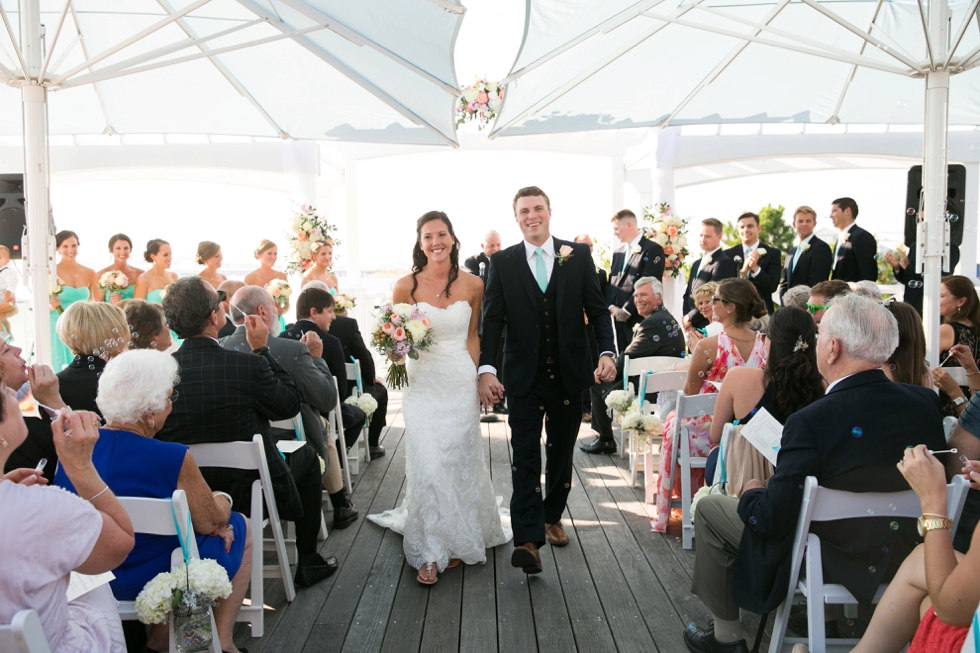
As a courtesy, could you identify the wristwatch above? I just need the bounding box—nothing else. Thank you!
[918,515,954,536]
[954,396,967,408]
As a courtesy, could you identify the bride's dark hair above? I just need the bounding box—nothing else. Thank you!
[411,211,460,302]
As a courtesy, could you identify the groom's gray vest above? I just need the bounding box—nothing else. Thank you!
[536,271,561,373]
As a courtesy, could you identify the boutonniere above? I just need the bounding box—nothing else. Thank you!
[631,244,642,255]
[702,253,713,267]
[799,242,811,253]
[839,232,850,243]
[557,245,574,266]
[632,322,641,334]
[756,248,767,257]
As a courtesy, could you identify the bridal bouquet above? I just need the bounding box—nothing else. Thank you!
[334,294,355,315]
[455,77,504,130]
[345,393,378,419]
[371,303,434,389]
[620,410,664,454]
[98,270,129,296]
[286,204,339,275]
[266,279,291,309]
[643,203,690,278]
[49,278,64,314]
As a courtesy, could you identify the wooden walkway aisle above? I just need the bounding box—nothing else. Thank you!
[233,397,769,653]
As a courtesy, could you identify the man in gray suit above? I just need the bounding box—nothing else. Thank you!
[221,286,358,530]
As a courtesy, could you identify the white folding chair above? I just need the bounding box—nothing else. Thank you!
[116,490,220,652]
[344,360,370,465]
[0,610,51,653]
[636,371,689,498]
[768,474,970,653]
[657,391,718,548]
[188,435,297,637]
[944,415,957,442]
[270,413,305,441]
[328,374,358,483]
[616,355,688,458]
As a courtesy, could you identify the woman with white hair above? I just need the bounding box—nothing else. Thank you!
[53,350,252,653]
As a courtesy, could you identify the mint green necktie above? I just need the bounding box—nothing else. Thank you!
[791,245,802,272]
[534,247,548,292]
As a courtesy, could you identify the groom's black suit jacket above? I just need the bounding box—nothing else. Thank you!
[480,238,615,398]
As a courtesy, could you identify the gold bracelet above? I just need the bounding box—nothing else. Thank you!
[921,513,949,519]
[968,371,980,377]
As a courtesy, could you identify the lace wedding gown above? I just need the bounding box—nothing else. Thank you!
[368,301,512,571]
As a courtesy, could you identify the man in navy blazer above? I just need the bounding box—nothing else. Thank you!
[683,294,946,653]
[682,218,737,336]
[777,205,833,303]
[723,212,782,314]
[606,209,666,352]
[829,197,878,283]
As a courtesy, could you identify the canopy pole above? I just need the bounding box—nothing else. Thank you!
[20,0,53,366]
[921,0,950,369]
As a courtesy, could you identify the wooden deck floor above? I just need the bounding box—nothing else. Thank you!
[233,397,769,653]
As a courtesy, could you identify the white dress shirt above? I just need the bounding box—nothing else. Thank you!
[700,247,722,272]
[0,265,18,293]
[740,240,763,278]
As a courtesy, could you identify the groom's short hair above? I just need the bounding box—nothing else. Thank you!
[611,209,636,224]
[513,186,550,214]
[297,287,334,320]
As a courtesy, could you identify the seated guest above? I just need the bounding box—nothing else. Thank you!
[217,279,245,338]
[2,346,66,482]
[54,351,250,653]
[706,307,824,495]
[807,279,850,327]
[940,346,980,551]
[222,286,357,530]
[687,281,719,344]
[580,277,685,455]
[882,300,930,388]
[0,389,134,652]
[326,288,389,460]
[654,278,767,533]
[683,218,737,336]
[937,275,980,417]
[849,280,882,300]
[780,284,810,311]
[55,301,131,414]
[835,447,980,653]
[123,300,172,351]
[156,277,337,589]
[281,287,367,451]
[684,294,946,653]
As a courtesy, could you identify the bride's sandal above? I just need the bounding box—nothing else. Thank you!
[417,562,438,586]
[447,558,462,569]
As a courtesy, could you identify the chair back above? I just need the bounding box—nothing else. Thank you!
[0,610,51,653]
[804,474,969,524]
[674,392,718,422]
[345,359,363,395]
[117,489,199,559]
[622,355,686,385]
[269,413,305,441]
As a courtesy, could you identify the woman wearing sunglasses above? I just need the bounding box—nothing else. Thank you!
[652,278,767,532]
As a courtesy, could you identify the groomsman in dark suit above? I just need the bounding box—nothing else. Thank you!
[777,205,833,303]
[723,212,782,314]
[682,218,737,336]
[606,209,666,353]
[829,197,878,283]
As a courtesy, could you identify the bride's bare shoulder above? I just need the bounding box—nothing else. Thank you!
[392,274,415,303]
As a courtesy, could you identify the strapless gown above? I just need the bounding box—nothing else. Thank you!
[146,288,181,347]
[367,301,511,571]
[50,286,90,370]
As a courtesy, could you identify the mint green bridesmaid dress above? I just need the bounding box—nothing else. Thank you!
[50,286,90,370]
[146,288,181,346]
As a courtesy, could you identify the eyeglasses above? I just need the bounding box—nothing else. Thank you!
[711,296,726,304]
[806,303,829,315]
[167,390,179,403]
[216,290,227,302]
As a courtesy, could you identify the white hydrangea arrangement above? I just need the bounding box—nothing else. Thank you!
[345,393,378,419]
[605,386,636,417]
[620,411,664,454]
[135,558,233,625]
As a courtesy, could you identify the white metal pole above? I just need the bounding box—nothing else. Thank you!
[921,0,950,368]
[20,0,53,366]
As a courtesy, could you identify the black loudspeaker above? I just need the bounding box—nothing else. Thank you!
[0,174,25,260]
[904,164,967,247]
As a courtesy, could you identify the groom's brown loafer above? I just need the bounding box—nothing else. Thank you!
[511,543,542,574]
[545,522,569,547]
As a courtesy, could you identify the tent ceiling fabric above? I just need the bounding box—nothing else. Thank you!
[0,0,464,145]
[493,0,980,137]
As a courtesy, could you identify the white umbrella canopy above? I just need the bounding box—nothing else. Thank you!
[0,0,464,364]
[493,0,980,366]
[0,0,464,144]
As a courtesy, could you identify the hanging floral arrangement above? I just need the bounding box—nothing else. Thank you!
[456,78,504,131]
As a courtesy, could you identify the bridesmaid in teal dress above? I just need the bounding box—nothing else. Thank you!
[50,231,100,370]
[134,239,179,346]
[244,239,289,332]
[96,234,143,306]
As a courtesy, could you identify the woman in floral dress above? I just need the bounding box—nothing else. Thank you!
[652,278,767,532]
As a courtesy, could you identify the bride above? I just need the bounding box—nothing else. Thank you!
[368,210,511,585]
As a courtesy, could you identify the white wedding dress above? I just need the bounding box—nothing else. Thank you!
[368,301,512,571]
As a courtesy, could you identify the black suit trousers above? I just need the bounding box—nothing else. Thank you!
[507,367,582,548]
[284,444,323,557]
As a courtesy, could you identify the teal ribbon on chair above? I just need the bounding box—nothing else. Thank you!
[170,498,193,566]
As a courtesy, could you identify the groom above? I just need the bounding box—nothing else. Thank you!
[479,186,616,574]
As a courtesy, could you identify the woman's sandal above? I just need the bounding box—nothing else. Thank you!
[446,558,462,569]
[417,562,438,585]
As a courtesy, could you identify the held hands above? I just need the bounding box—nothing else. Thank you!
[898,445,948,515]
[300,331,323,358]
[478,373,504,409]
[595,355,616,384]
[244,314,269,350]
[28,364,65,411]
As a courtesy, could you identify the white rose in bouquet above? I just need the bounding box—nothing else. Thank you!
[488,96,502,111]
[464,87,479,102]
[654,233,669,246]
[653,221,667,232]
